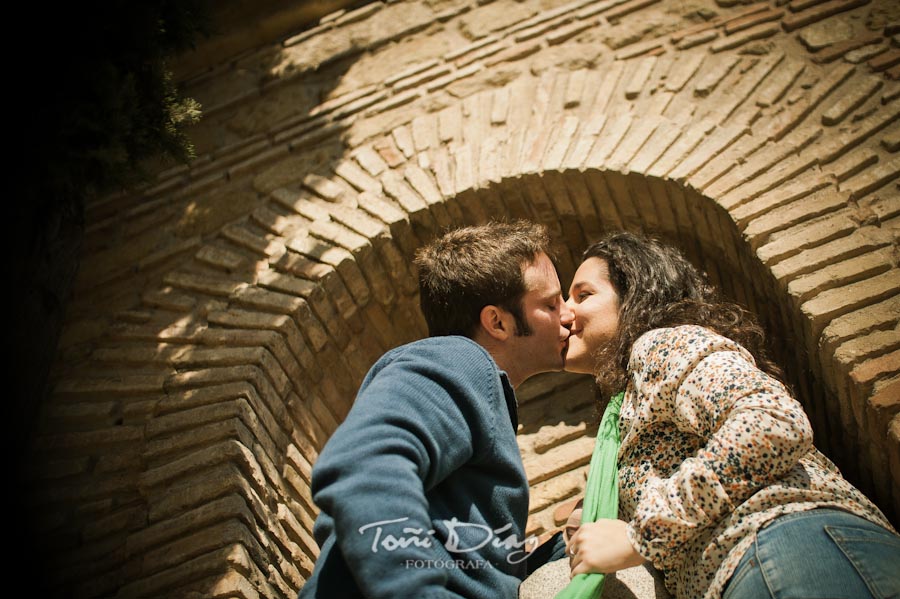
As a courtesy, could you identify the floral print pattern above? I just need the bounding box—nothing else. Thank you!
[617,325,894,599]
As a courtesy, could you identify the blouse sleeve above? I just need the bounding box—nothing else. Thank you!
[623,326,813,570]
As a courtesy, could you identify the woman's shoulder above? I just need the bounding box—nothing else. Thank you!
[629,325,751,372]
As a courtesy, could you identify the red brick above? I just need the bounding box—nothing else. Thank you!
[783,0,871,32]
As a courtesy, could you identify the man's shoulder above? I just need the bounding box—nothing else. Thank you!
[382,335,494,365]
[366,335,502,387]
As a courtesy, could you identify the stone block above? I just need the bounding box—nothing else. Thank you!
[782,0,870,32]
[391,125,416,159]
[561,114,608,170]
[677,29,718,50]
[482,40,541,67]
[665,53,705,92]
[725,7,784,34]
[196,245,246,273]
[866,379,900,510]
[396,65,454,96]
[162,271,244,299]
[424,63,482,91]
[548,20,594,45]
[628,121,684,175]
[230,285,304,316]
[882,123,900,152]
[221,223,286,261]
[171,346,291,399]
[119,543,255,598]
[404,164,445,206]
[768,63,856,142]
[820,74,883,126]
[772,225,894,282]
[142,287,197,313]
[711,22,779,53]
[848,351,900,474]
[144,410,257,464]
[411,113,440,153]
[869,49,900,72]
[694,55,740,98]
[333,159,382,194]
[384,59,440,87]
[605,0,661,22]
[841,155,900,200]
[801,269,900,342]
[277,498,318,560]
[712,119,822,198]
[335,2,384,26]
[543,116,582,171]
[34,424,143,455]
[143,517,297,594]
[819,294,900,366]
[531,405,597,454]
[522,435,595,486]
[814,33,883,64]
[352,146,389,177]
[688,132,769,193]
[742,186,848,245]
[754,56,806,107]
[285,392,325,453]
[788,248,893,304]
[668,122,749,182]
[826,148,880,183]
[606,115,664,171]
[287,234,371,306]
[446,35,497,62]
[585,114,633,166]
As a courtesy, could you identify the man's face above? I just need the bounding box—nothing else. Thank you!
[506,252,574,380]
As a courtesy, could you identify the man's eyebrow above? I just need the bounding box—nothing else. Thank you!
[540,288,562,301]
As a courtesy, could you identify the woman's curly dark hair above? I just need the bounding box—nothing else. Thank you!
[583,231,784,395]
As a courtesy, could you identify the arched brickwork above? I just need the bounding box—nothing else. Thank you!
[32,1,898,596]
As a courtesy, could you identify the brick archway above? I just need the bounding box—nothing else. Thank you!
[34,14,898,598]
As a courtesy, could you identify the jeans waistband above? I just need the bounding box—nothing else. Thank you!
[760,507,880,533]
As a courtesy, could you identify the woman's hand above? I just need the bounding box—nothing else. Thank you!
[567,519,645,576]
[563,499,584,546]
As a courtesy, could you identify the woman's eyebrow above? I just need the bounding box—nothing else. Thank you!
[567,281,588,298]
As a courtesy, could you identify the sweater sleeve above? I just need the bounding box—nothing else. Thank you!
[310,342,497,598]
[624,326,813,570]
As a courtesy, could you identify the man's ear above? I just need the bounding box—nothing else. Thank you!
[479,305,512,341]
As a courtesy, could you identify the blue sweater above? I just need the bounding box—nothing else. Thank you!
[299,336,531,598]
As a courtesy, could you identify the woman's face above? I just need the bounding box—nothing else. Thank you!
[564,257,621,375]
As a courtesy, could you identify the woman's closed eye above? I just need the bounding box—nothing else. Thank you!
[570,291,592,303]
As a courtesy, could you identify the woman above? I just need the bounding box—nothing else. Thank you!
[562,231,900,599]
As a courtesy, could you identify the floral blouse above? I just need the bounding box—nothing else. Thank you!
[618,325,894,599]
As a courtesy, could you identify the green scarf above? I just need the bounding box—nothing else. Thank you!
[554,391,624,599]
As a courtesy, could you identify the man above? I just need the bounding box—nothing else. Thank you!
[299,220,574,598]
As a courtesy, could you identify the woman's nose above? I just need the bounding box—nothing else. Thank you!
[560,298,575,326]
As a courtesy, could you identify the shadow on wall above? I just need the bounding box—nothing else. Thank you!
[29,0,900,593]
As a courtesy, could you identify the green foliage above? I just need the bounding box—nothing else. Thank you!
[16,1,210,209]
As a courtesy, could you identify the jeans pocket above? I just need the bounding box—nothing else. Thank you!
[825,524,900,599]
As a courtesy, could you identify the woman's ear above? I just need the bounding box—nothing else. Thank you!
[479,305,511,341]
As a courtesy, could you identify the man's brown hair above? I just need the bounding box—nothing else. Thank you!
[414,220,552,338]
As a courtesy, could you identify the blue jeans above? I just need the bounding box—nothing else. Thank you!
[723,509,900,599]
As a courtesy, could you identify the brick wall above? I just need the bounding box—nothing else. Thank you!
[32,0,898,596]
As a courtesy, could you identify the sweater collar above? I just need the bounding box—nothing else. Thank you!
[499,371,518,431]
